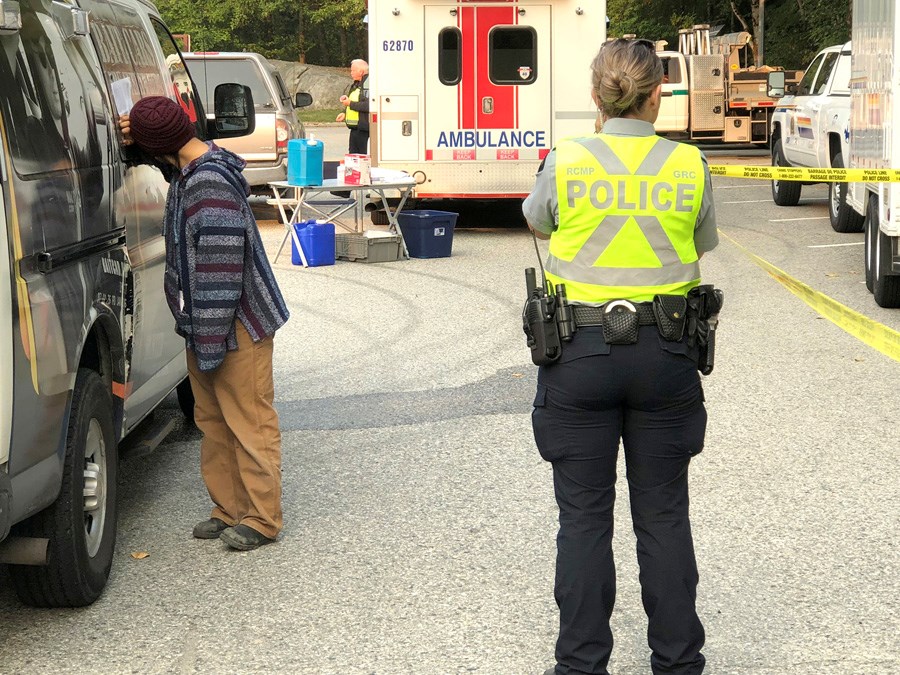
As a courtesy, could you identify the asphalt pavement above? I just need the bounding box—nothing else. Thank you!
[0,161,898,674]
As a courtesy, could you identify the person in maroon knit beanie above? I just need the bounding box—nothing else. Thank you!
[120,97,288,552]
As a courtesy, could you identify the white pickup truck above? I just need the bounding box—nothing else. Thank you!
[769,42,863,233]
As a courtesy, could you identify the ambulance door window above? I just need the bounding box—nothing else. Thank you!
[438,27,462,85]
[489,27,537,85]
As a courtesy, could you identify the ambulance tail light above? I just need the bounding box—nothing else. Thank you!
[276,119,289,153]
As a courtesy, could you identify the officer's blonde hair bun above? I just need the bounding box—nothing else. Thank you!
[591,39,663,120]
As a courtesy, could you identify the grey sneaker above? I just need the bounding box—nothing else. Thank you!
[220,524,276,551]
[192,517,230,539]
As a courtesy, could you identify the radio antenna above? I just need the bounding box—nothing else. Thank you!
[531,229,551,295]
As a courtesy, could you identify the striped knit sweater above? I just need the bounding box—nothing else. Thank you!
[163,144,289,371]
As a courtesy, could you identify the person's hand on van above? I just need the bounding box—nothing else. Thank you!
[118,114,134,146]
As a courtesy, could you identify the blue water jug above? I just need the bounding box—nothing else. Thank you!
[292,220,335,266]
[287,138,324,186]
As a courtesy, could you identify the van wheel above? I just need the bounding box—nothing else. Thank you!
[828,153,864,233]
[176,377,195,424]
[864,193,877,292]
[771,139,801,206]
[9,369,117,607]
[871,195,900,308]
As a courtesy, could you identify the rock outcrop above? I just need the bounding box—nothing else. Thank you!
[270,61,353,110]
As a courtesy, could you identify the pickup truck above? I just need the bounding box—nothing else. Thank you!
[769,42,863,233]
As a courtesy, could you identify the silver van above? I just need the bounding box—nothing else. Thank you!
[181,51,314,190]
[0,0,256,606]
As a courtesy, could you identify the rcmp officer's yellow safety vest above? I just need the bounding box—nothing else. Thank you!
[345,76,367,128]
[547,134,705,303]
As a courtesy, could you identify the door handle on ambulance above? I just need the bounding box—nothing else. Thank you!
[482,97,494,114]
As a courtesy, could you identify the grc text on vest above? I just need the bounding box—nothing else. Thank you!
[565,170,698,213]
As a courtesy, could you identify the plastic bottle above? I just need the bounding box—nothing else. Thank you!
[336,160,345,183]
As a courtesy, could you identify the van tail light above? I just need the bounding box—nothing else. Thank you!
[276,119,289,153]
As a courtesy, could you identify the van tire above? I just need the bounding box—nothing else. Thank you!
[828,153,864,233]
[771,139,801,206]
[9,369,117,607]
[176,377,195,424]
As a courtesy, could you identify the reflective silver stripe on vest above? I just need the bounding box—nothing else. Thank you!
[548,136,700,286]
[576,136,631,174]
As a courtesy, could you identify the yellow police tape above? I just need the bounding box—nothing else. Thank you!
[721,232,900,363]
[708,164,900,182]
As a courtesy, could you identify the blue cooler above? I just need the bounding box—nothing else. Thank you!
[287,139,324,186]
[396,210,458,258]
[291,220,335,266]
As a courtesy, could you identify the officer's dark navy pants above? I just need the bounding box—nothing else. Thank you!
[532,325,706,675]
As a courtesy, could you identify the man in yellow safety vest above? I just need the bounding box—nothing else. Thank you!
[336,59,370,154]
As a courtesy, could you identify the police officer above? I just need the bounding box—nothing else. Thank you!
[523,39,719,675]
[336,59,370,154]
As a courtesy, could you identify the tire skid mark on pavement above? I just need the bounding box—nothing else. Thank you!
[275,366,533,431]
[722,231,900,362]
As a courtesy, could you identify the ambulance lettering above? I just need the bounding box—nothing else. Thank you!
[437,130,548,148]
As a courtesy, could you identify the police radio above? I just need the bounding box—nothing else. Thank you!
[523,268,562,365]
[522,265,577,366]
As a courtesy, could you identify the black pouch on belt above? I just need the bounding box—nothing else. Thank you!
[652,294,688,341]
[602,301,640,344]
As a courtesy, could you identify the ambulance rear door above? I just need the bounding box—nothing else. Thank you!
[424,4,551,170]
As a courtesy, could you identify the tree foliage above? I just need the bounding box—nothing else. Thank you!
[156,0,848,71]
[155,0,367,65]
[608,0,850,70]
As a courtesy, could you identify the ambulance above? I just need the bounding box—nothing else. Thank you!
[366,0,607,200]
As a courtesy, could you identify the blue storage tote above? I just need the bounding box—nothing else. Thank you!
[396,210,458,258]
[291,220,335,266]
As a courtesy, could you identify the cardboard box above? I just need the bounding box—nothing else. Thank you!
[344,153,371,185]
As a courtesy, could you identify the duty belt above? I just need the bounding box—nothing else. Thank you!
[572,302,657,327]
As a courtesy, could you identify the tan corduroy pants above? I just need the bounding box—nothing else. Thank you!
[186,322,283,539]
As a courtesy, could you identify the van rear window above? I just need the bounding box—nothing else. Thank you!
[187,59,274,111]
